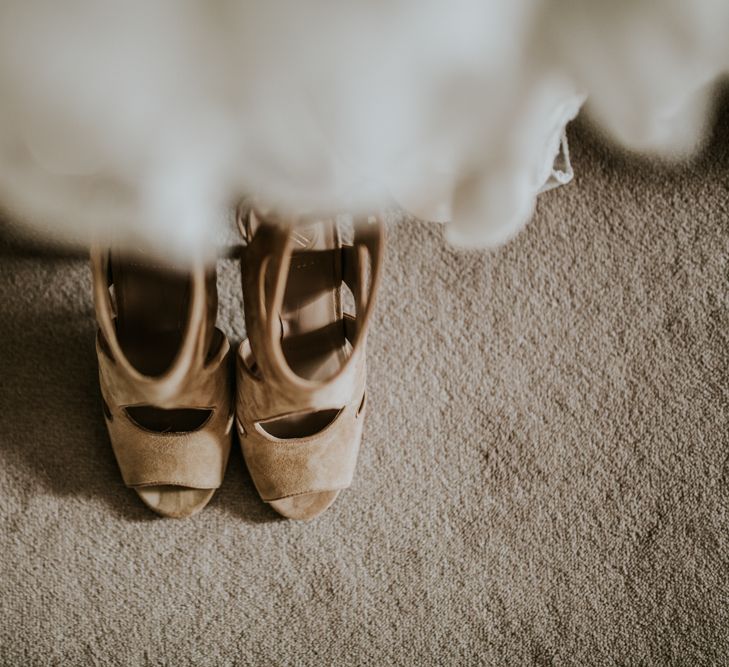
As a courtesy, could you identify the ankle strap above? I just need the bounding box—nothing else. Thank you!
[239,209,384,393]
[90,247,212,405]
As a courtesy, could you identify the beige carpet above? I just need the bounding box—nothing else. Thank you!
[1,111,728,665]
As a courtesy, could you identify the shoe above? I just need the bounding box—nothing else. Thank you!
[91,247,233,518]
[235,205,383,520]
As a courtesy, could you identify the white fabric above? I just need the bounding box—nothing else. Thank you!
[0,1,727,258]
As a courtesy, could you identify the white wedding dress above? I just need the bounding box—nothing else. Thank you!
[0,1,726,258]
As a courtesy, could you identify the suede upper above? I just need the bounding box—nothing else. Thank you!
[91,248,232,491]
[235,211,383,504]
[97,331,232,489]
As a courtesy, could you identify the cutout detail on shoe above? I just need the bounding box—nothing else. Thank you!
[125,406,213,434]
[102,397,113,421]
[356,391,366,417]
[257,408,342,440]
[97,330,114,362]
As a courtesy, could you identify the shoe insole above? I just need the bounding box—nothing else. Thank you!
[136,486,215,519]
[111,250,192,377]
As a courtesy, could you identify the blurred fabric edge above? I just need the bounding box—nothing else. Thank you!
[0,108,577,261]
[3,83,728,262]
[0,2,728,261]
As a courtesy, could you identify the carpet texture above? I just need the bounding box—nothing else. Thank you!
[1,113,728,666]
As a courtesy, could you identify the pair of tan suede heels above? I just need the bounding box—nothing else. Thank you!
[91,207,383,520]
